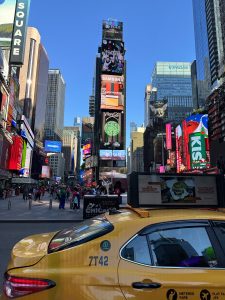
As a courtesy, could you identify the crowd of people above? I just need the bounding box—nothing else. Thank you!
[0,180,125,209]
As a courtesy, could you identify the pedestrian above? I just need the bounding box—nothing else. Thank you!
[23,185,28,201]
[59,186,66,209]
[71,187,80,210]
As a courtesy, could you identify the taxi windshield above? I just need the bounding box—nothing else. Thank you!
[48,217,113,253]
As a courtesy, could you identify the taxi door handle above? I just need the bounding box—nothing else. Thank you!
[132,282,161,289]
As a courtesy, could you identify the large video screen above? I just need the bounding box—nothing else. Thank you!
[102,20,123,40]
[101,39,124,75]
[150,100,168,119]
[44,140,62,153]
[101,74,124,110]
[101,111,125,150]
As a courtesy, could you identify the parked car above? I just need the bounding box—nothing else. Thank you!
[2,206,225,299]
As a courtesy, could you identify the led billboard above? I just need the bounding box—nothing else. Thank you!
[150,100,168,119]
[101,74,124,110]
[41,166,50,178]
[44,140,62,153]
[100,149,112,160]
[101,39,124,75]
[113,150,126,160]
[8,135,23,170]
[0,0,17,47]
[102,20,123,40]
[101,111,124,150]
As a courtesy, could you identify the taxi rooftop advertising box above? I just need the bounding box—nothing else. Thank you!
[128,172,225,208]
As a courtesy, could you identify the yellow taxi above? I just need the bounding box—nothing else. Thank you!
[2,206,225,299]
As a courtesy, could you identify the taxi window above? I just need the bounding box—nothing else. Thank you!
[121,235,151,265]
[49,217,113,253]
[148,227,218,268]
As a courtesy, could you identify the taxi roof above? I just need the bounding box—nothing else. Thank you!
[105,206,225,225]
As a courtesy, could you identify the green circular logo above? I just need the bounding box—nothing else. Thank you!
[100,240,111,251]
[104,121,120,136]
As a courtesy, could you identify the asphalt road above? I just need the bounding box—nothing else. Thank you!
[0,221,79,294]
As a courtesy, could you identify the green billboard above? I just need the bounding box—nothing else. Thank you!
[189,132,207,169]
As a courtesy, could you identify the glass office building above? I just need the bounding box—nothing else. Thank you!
[192,0,211,107]
[151,62,193,122]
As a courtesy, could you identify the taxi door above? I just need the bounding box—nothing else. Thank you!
[118,221,225,300]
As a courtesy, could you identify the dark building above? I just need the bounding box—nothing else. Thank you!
[94,19,127,182]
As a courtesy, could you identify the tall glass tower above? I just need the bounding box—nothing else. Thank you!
[151,62,193,123]
[192,0,211,107]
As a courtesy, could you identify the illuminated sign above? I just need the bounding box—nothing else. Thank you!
[44,140,62,153]
[166,123,172,150]
[0,0,17,47]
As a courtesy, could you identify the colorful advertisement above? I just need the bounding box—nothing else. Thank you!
[112,150,126,160]
[150,100,168,119]
[138,174,218,206]
[0,0,17,47]
[8,135,23,170]
[0,133,10,170]
[41,166,50,178]
[101,74,124,110]
[102,20,123,40]
[100,149,113,160]
[44,140,62,153]
[0,85,9,128]
[166,123,172,150]
[184,114,210,170]
[101,111,124,150]
[10,0,31,65]
[101,39,124,75]
[175,125,183,173]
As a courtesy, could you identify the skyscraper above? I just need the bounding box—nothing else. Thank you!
[44,69,65,142]
[192,0,211,107]
[151,62,193,123]
[95,19,127,182]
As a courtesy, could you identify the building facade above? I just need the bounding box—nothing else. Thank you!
[130,127,145,173]
[192,0,211,108]
[44,69,65,142]
[150,62,193,123]
[63,126,80,176]
[94,19,127,182]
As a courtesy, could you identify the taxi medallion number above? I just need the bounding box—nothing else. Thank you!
[89,256,108,266]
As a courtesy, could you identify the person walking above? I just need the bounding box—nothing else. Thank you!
[59,186,66,209]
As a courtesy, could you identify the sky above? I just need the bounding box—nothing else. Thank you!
[28,0,196,134]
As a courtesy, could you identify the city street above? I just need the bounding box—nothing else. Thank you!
[0,193,83,221]
[0,221,78,294]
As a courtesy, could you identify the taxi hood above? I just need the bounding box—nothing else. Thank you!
[7,231,57,270]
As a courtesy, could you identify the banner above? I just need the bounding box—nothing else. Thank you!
[166,123,172,150]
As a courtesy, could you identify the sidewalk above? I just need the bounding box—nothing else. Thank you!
[0,193,83,222]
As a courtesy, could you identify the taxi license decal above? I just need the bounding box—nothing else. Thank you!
[100,240,111,251]
[89,256,108,266]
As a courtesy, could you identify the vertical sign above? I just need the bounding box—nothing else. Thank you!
[166,123,172,150]
[10,0,30,65]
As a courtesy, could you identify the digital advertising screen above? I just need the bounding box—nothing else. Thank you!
[101,111,125,150]
[150,100,168,119]
[44,140,62,153]
[101,39,124,75]
[138,174,218,206]
[102,20,123,40]
[100,149,113,160]
[41,166,50,178]
[184,114,210,170]
[101,74,124,110]
[113,150,126,160]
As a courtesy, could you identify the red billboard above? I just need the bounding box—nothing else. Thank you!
[8,136,23,170]
[101,75,124,110]
[166,123,172,150]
